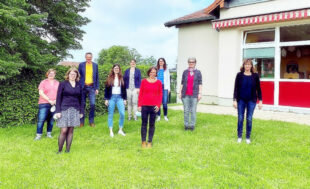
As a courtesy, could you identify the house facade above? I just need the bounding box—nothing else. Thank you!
[165,0,310,113]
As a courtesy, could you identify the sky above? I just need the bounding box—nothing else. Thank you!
[66,0,214,68]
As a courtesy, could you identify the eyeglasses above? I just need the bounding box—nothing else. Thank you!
[188,62,196,64]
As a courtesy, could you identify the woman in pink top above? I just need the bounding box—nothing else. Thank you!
[138,67,162,148]
[35,69,59,140]
[179,57,202,131]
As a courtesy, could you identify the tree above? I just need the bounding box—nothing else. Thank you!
[97,45,142,66]
[0,0,90,80]
[97,45,158,66]
[139,55,157,66]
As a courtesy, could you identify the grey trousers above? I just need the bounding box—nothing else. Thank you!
[182,96,198,128]
[127,88,138,119]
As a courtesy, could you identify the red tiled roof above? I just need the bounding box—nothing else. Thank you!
[57,61,80,67]
[164,0,225,27]
[205,0,225,14]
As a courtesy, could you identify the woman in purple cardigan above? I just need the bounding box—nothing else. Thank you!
[54,68,84,153]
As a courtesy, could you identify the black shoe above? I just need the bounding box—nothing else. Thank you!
[65,150,70,153]
[56,151,62,154]
[190,126,195,131]
[185,126,189,130]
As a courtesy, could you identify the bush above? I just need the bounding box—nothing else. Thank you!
[0,67,65,127]
[0,64,155,127]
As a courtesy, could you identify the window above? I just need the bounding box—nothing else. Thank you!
[280,45,310,79]
[280,24,310,42]
[244,48,275,78]
[244,30,275,44]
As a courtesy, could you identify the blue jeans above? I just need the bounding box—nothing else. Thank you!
[158,85,168,116]
[108,94,125,128]
[237,99,256,139]
[36,103,54,134]
[81,86,96,124]
[182,96,198,128]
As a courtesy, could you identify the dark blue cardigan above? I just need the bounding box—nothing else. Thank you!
[55,81,84,114]
[123,68,141,89]
[233,72,262,102]
[104,84,127,100]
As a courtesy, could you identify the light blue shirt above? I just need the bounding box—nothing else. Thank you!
[157,69,164,85]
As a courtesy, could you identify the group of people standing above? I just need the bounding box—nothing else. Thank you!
[34,53,175,152]
[34,52,263,153]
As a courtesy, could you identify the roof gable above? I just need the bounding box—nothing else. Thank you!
[164,0,225,27]
[164,9,214,27]
[164,0,272,27]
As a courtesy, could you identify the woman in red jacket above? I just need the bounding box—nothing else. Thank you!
[138,67,162,148]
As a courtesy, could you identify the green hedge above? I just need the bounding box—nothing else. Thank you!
[0,64,152,127]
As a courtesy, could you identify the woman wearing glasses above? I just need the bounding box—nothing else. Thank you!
[179,57,202,131]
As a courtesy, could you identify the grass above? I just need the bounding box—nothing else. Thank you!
[0,109,309,188]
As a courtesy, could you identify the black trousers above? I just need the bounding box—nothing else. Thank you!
[141,106,156,142]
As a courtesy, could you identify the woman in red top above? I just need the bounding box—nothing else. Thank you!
[138,67,162,148]
[179,57,202,131]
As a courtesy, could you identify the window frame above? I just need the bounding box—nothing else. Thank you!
[243,28,275,45]
[242,24,310,107]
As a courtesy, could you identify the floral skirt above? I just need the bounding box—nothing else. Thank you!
[57,107,80,128]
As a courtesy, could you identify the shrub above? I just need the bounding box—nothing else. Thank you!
[0,64,155,127]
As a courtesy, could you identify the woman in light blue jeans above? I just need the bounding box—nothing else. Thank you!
[156,58,170,122]
[179,57,202,131]
[104,64,127,138]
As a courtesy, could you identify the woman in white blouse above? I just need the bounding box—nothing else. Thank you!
[104,64,127,137]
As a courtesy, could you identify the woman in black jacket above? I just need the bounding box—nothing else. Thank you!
[54,67,84,153]
[104,64,127,138]
[233,59,262,144]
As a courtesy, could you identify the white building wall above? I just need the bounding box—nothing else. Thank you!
[177,22,219,103]
[221,0,310,19]
[217,29,242,106]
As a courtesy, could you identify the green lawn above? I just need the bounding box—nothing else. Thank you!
[0,109,309,188]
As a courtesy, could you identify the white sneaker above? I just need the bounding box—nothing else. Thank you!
[237,138,242,143]
[164,116,169,121]
[156,116,160,122]
[110,131,114,138]
[118,130,126,136]
[246,139,251,144]
[34,134,42,140]
[47,132,52,138]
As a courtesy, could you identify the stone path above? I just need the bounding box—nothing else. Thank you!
[170,104,310,125]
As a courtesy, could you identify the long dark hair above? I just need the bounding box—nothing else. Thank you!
[240,59,256,73]
[157,58,167,70]
[106,64,124,86]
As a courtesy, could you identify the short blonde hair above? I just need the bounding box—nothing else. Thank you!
[45,69,56,78]
[64,67,80,81]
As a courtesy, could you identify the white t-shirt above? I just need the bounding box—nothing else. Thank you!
[112,77,121,94]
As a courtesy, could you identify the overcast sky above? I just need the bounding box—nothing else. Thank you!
[66,0,213,68]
